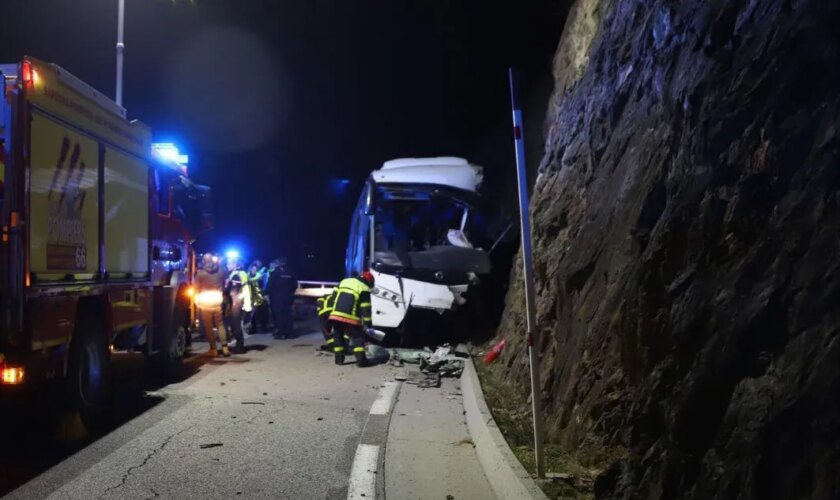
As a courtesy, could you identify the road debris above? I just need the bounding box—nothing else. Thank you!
[420,345,465,377]
[391,345,466,379]
[200,443,223,449]
[366,344,391,365]
[404,370,441,388]
[241,401,265,405]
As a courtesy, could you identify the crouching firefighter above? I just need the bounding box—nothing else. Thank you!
[327,271,374,366]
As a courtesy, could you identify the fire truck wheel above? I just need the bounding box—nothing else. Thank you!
[67,317,111,428]
[150,310,187,379]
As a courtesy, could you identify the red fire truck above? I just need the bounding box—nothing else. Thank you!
[0,57,212,423]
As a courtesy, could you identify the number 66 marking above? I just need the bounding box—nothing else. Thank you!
[75,246,87,269]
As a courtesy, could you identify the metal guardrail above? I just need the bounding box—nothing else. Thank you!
[294,281,339,298]
[297,280,339,288]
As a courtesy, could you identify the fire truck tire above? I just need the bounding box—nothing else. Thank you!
[67,315,111,429]
[150,309,187,379]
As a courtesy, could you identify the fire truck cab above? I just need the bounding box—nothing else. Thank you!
[0,57,212,422]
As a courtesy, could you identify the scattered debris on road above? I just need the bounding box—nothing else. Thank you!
[199,443,223,449]
[367,344,390,365]
[404,370,442,388]
[392,345,466,385]
[421,345,465,377]
[241,401,266,405]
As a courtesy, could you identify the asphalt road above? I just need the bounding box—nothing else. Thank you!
[1,320,401,499]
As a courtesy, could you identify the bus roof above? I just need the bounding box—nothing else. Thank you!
[372,157,483,193]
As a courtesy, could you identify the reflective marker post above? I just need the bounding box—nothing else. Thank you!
[508,67,545,479]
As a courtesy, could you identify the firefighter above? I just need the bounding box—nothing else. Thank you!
[224,256,250,353]
[194,253,230,357]
[327,271,374,366]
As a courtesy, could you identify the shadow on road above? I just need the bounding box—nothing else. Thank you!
[0,349,211,497]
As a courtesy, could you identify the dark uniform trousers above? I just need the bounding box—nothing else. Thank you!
[328,322,367,366]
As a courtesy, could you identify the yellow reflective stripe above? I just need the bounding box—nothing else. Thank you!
[333,346,345,352]
[352,347,365,353]
[331,311,360,321]
[359,302,371,307]
[326,338,335,344]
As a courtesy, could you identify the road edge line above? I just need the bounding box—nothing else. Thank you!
[461,357,549,500]
[348,380,402,500]
[348,443,379,500]
[369,381,399,415]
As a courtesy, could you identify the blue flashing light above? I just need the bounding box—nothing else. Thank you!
[152,142,189,166]
[329,178,352,196]
[225,249,241,261]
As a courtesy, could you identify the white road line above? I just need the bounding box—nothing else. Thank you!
[369,382,398,415]
[348,444,379,500]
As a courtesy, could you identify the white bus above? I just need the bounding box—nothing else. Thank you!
[345,157,491,343]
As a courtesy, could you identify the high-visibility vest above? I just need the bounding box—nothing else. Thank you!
[317,289,337,318]
[249,269,266,307]
[328,278,372,326]
[228,270,252,311]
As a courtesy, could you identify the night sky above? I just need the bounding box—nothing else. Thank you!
[2,0,562,279]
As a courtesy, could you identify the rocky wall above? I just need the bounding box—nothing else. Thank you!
[498,0,840,498]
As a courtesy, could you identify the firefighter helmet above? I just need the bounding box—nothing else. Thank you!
[359,270,375,286]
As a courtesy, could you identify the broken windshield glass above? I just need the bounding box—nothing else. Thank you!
[370,184,490,277]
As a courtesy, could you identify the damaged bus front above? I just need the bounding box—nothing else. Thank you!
[346,157,491,343]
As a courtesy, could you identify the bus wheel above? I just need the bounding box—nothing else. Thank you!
[68,317,110,429]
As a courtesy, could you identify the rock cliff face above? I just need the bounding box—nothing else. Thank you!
[498,0,840,498]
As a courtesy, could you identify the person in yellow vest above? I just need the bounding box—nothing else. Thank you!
[327,271,374,366]
[224,257,250,353]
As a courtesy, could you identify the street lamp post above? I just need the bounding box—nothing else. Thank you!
[115,0,125,106]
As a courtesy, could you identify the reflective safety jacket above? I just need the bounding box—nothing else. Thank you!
[227,269,253,311]
[328,278,372,327]
[249,268,266,307]
[317,289,337,318]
